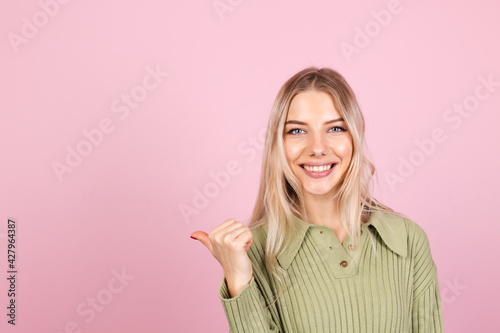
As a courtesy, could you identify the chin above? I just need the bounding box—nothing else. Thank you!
[303,184,337,195]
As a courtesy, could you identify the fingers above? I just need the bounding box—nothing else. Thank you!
[190,219,252,254]
[190,231,213,253]
[208,220,242,243]
[210,218,237,235]
[227,226,253,250]
[190,230,207,240]
[244,238,253,251]
[228,226,250,241]
[211,221,247,247]
[239,229,253,251]
[190,219,238,244]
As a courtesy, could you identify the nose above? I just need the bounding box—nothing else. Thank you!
[308,132,329,156]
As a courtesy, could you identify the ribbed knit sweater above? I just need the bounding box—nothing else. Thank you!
[217,210,444,332]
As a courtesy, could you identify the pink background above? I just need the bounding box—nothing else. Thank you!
[1,1,499,332]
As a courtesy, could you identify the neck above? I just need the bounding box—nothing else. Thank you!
[303,193,343,231]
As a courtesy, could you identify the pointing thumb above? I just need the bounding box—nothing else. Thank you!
[190,231,213,253]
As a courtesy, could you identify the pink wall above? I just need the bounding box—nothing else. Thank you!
[1,1,498,332]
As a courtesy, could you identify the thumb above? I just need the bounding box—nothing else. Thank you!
[190,231,213,253]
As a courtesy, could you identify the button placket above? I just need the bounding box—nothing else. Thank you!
[342,226,367,258]
[314,226,358,278]
[318,228,340,249]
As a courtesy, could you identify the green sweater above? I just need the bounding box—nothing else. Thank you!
[217,210,444,332]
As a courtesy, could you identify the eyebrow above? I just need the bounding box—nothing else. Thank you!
[284,117,344,126]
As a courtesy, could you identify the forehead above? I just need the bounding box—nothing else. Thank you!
[286,91,341,121]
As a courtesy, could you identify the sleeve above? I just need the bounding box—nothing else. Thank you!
[411,273,445,332]
[409,221,445,332]
[218,274,282,332]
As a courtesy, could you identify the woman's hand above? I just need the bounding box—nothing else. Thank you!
[191,219,253,298]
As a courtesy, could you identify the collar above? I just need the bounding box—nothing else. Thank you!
[276,210,408,270]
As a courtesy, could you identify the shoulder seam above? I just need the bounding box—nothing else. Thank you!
[413,268,438,301]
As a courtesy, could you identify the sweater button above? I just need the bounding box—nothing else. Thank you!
[340,260,348,268]
[348,244,356,251]
[320,231,323,234]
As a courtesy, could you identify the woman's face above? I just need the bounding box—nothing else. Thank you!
[283,90,353,199]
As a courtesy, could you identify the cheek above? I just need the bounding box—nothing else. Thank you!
[284,141,301,164]
[333,138,353,159]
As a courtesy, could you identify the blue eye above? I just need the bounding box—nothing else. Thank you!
[287,128,305,135]
[286,126,347,135]
[330,126,347,132]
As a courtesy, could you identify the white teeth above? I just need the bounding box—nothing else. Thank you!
[303,164,333,172]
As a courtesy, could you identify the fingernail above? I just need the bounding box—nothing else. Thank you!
[190,236,197,240]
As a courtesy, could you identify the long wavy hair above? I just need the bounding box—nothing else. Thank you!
[246,66,405,307]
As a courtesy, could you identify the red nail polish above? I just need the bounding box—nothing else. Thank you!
[190,236,197,240]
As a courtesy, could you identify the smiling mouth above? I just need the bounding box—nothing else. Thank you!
[300,163,336,172]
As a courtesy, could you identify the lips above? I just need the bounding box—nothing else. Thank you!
[300,163,336,170]
[299,163,336,178]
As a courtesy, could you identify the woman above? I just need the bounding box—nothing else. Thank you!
[191,67,444,332]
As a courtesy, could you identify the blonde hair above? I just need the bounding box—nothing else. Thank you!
[246,66,405,308]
